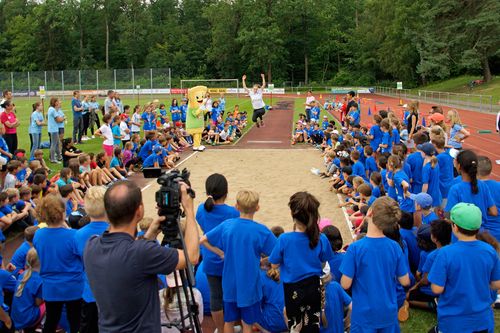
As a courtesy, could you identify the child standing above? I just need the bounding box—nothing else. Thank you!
[364,146,378,179]
[321,225,345,283]
[201,190,276,333]
[130,105,142,136]
[419,143,442,208]
[340,196,410,332]
[428,203,500,333]
[432,137,454,208]
[387,155,414,213]
[477,156,500,242]
[269,192,333,333]
[378,118,393,154]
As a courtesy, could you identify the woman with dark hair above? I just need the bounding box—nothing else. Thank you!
[406,101,419,151]
[445,150,497,226]
[195,173,239,333]
[269,191,333,333]
[0,100,19,153]
[242,74,266,128]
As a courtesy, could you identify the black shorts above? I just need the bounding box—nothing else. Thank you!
[252,108,266,122]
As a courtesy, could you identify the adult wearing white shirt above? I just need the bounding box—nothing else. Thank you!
[104,90,118,115]
[304,90,315,122]
[242,73,266,128]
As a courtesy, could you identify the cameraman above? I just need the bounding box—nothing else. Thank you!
[84,181,199,333]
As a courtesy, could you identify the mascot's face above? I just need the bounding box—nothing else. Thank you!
[188,86,208,106]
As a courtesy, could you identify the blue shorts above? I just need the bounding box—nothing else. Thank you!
[224,301,261,325]
[350,322,400,333]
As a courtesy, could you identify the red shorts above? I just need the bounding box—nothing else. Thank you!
[103,144,114,157]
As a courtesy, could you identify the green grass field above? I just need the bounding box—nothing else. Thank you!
[417,75,500,102]
[10,94,271,173]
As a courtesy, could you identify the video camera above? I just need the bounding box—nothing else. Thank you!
[155,168,195,248]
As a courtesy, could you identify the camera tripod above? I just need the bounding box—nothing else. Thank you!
[161,222,202,333]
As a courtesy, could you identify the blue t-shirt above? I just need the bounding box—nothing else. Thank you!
[328,252,345,283]
[392,128,400,146]
[393,170,414,212]
[47,107,59,133]
[0,269,17,293]
[11,271,43,329]
[482,180,500,242]
[138,140,156,161]
[321,120,329,130]
[10,241,31,275]
[196,203,240,276]
[142,154,160,168]
[29,111,44,135]
[141,112,156,131]
[436,152,454,199]
[56,109,65,129]
[158,109,167,124]
[422,163,442,207]
[371,185,382,198]
[259,270,288,333]
[269,232,333,283]
[16,168,27,183]
[428,241,500,333]
[170,106,181,122]
[110,157,122,169]
[33,228,84,301]
[448,124,464,149]
[320,281,351,333]
[422,211,438,225]
[112,125,121,146]
[445,180,495,226]
[72,98,82,118]
[407,152,424,193]
[352,161,366,180]
[310,106,320,120]
[211,106,220,122]
[206,218,276,307]
[180,104,187,122]
[369,125,383,151]
[365,156,378,178]
[340,237,408,329]
[380,131,392,154]
[419,249,439,297]
[350,110,360,126]
[75,221,109,303]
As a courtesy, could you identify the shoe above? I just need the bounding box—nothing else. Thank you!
[91,135,95,139]
[256,122,260,128]
[51,160,61,164]
[82,136,89,141]
[260,120,265,127]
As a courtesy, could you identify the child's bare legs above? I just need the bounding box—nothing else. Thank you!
[82,174,92,188]
[241,321,253,333]
[224,322,235,333]
[100,167,116,181]
[109,167,124,179]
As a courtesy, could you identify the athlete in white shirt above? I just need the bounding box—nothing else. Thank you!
[242,73,266,128]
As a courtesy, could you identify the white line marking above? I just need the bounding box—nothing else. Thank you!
[336,193,356,239]
[247,140,283,144]
[141,151,199,192]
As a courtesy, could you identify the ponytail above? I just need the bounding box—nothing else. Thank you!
[16,248,39,297]
[32,102,41,112]
[430,156,438,168]
[204,173,229,212]
[457,150,479,194]
[289,192,320,249]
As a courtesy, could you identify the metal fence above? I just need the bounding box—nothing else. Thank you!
[0,68,172,98]
[374,86,498,113]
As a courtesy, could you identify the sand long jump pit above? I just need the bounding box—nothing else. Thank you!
[141,148,351,241]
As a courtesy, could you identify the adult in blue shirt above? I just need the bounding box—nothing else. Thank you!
[28,102,45,160]
[47,98,64,163]
[71,90,84,144]
[33,194,84,333]
[196,174,239,333]
[84,181,199,333]
[429,203,500,333]
[74,186,109,333]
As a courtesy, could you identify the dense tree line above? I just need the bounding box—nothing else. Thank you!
[0,0,498,87]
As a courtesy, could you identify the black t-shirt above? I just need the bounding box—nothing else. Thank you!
[406,112,419,134]
[84,232,179,333]
[62,146,80,167]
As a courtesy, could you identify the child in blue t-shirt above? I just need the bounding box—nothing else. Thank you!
[195,174,239,333]
[477,156,500,242]
[8,226,38,277]
[109,147,127,177]
[408,219,450,311]
[321,281,352,333]
[180,99,188,123]
[398,212,420,273]
[269,192,333,333]
[429,203,500,333]
[340,196,410,332]
[111,116,122,147]
[142,145,163,168]
[364,146,378,179]
[419,143,442,208]
[387,155,414,213]
[321,225,345,283]
[11,248,44,331]
[368,114,383,152]
[369,171,385,198]
[350,150,367,181]
[379,118,393,154]
[321,116,329,130]
[201,190,276,333]
[411,192,438,226]
[432,137,454,206]
[170,99,181,123]
[406,133,427,193]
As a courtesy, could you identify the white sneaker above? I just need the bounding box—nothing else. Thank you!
[199,145,206,151]
[82,136,89,141]
[91,135,95,139]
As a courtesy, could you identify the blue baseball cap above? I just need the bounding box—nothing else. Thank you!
[153,145,163,154]
[417,142,437,156]
[410,192,433,209]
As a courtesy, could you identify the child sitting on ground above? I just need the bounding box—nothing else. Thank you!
[33,149,49,172]
[7,226,38,276]
[428,203,500,333]
[201,190,276,333]
[96,152,124,181]
[109,147,127,178]
[4,160,20,190]
[79,154,102,186]
[340,196,410,332]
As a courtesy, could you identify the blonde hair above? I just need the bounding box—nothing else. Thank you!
[352,176,365,188]
[447,109,462,126]
[409,101,419,114]
[371,196,401,231]
[15,248,40,297]
[84,186,107,219]
[236,190,259,214]
[429,125,445,142]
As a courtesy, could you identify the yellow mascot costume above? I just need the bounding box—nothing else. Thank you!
[186,86,208,151]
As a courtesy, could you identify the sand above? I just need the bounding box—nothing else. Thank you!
[141,148,352,243]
